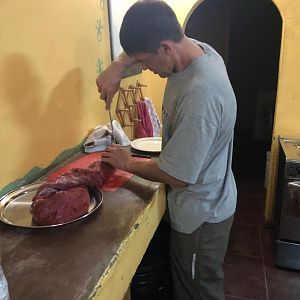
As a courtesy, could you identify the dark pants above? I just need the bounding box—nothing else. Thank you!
[170,215,234,300]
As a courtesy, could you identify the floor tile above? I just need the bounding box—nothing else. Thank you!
[266,267,300,300]
[260,226,276,269]
[225,173,300,300]
[235,176,266,197]
[225,296,254,299]
[234,194,265,225]
[228,223,261,257]
[224,253,267,300]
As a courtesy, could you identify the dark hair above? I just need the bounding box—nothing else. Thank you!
[119,0,184,55]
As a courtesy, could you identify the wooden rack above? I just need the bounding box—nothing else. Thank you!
[116,81,147,138]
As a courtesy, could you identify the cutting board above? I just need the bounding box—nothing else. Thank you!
[47,152,135,192]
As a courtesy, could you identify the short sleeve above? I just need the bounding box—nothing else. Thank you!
[157,111,218,184]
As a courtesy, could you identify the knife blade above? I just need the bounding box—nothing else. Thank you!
[106,98,115,144]
[108,108,116,144]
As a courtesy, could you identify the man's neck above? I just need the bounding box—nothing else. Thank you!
[172,36,204,73]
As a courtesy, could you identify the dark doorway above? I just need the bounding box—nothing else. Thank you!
[185,0,282,179]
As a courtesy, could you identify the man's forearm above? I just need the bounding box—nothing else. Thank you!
[127,159,186,188]
[115,52,137,70]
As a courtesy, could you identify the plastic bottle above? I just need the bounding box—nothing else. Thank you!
[0,266,9,300]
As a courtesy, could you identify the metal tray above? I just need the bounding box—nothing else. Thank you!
[0,182,103,228]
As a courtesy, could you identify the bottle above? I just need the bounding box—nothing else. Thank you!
[0,265,9,300]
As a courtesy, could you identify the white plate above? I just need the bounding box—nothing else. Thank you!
[131,137,162,153]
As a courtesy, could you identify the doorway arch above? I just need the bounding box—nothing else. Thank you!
[184,0,282,181]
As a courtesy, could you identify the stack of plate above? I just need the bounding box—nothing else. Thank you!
[131,137,162,157]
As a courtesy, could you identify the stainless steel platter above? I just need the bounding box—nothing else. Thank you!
[0,182,103,228]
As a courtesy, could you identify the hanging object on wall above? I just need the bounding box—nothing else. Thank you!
[100,0,105,9]
[116,81,162,139]
[116,81,145,138]
[95,1,105,74]
[96,58,103,74]
[95,19,104,42]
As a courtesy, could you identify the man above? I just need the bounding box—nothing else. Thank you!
[96,1,237,299]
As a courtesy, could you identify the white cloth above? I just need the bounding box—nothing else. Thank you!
[84,120,131,153]
[112,120,131,146]
[84,125,112,153]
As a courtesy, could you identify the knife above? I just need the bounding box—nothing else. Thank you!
[108,109,116,144]
[106,97,116,144]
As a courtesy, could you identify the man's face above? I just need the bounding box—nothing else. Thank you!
[131,47,174,78]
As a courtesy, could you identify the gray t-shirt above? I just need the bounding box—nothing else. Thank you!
[157,41,237,234]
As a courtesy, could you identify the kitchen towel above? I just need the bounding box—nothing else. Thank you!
[84,125,112,153]
[84,121,130,153]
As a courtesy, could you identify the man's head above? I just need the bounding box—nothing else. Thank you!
[120,0,183,55]
[119,0,184,77]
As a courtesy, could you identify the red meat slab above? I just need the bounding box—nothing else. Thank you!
[47,152,135,192]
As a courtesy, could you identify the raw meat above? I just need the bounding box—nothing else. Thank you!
[31,161,114,225]
[31,187,90,226]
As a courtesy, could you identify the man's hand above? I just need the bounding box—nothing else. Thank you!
[102,144,132,171]
[96,61,123,110]
[96,52,136,110]
[102,144,187,188]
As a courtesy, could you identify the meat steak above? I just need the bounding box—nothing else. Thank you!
[31,186,90,226]
[31,160,114,225]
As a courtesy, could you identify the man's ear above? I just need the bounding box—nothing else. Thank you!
[159,41,172,55]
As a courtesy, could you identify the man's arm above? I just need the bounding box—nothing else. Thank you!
[96,52,137,109]
[102,145,187,188]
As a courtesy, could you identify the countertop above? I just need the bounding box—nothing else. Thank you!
[0,175,166,300]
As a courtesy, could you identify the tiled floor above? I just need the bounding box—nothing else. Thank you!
[224,175,300,300]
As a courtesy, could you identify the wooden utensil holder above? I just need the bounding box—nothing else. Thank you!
[116,81,147,139]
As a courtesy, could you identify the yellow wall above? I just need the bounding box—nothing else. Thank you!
[0,0,166,189]
[0,0,110,188]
